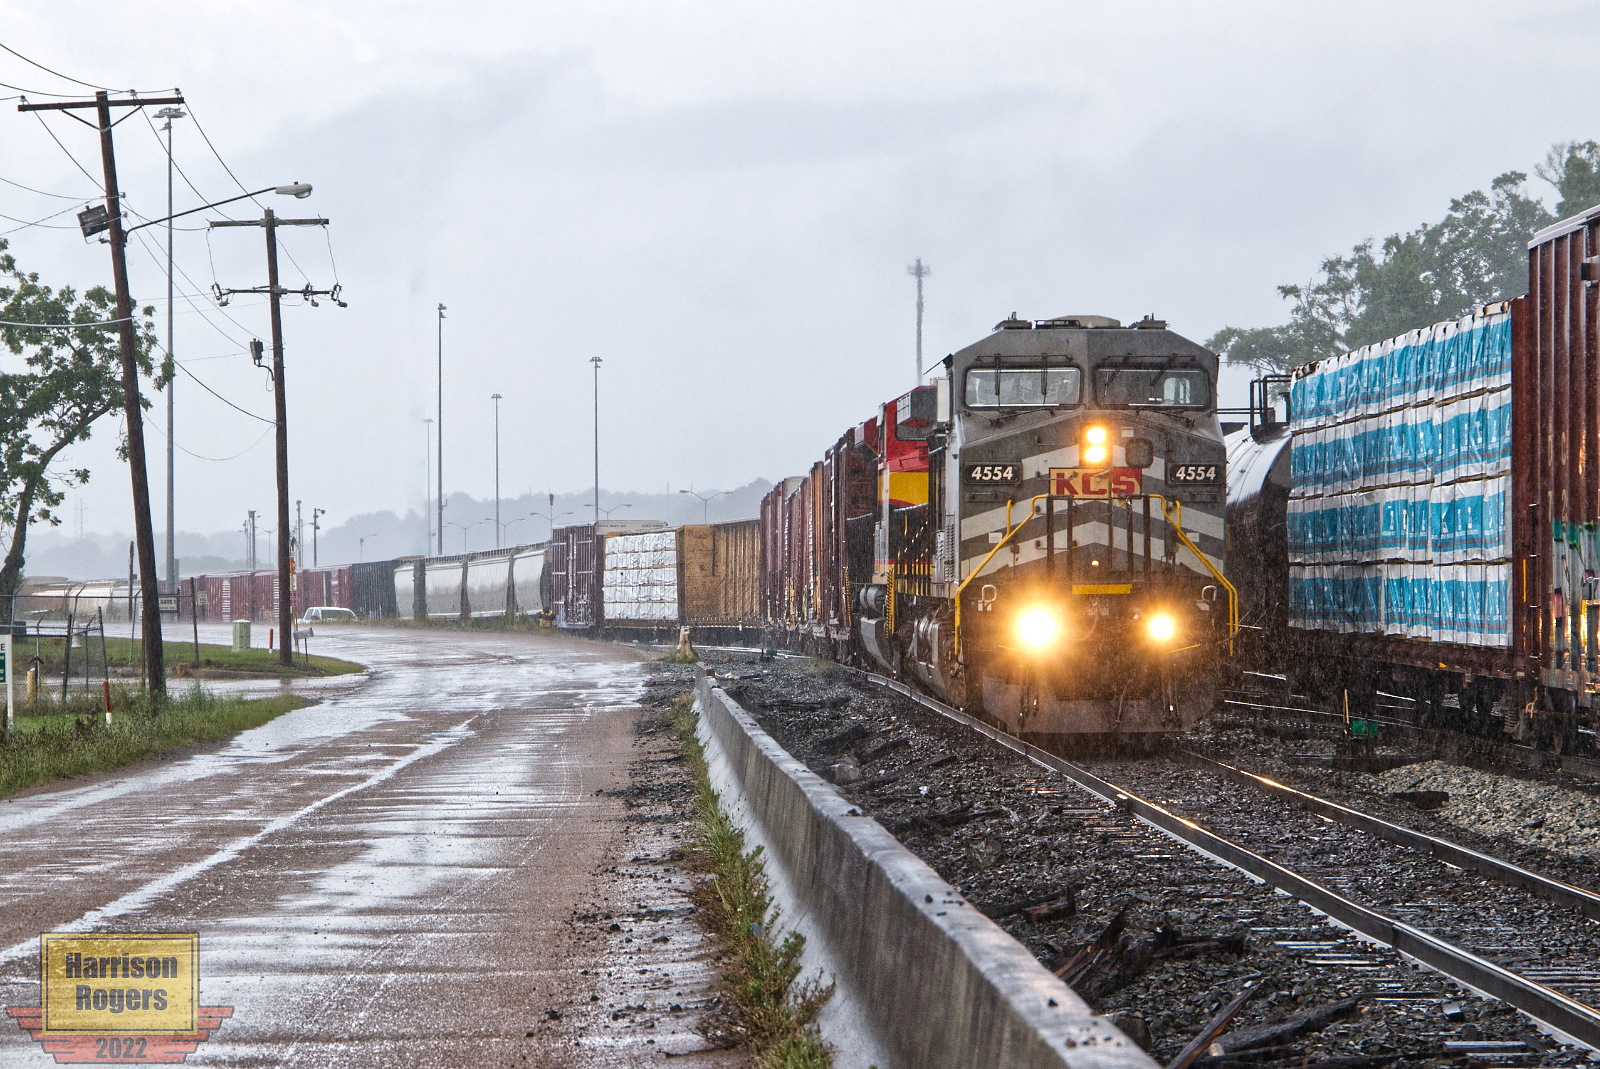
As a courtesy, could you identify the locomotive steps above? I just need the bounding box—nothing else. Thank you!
[691,664,1153,1069]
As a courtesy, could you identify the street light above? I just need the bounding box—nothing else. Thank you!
[531,494,572,540]
[155,105,185,597]
[499,515,530,544]
[590,356,602,525]
[358,533,378,561]
[312,508,325,567]
[680,486,732,524]
[491,393,503,549]
[423,418,433,556]
[444,519,489,555]
[598,502,632,521]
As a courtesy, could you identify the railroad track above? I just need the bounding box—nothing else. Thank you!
[1220,683,1600,784]
[835,667,1600,1052]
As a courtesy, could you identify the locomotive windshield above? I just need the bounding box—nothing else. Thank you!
[964,364,1082,408]
[1093,359,1209,408]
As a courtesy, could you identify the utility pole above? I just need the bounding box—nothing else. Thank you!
[312,508,324,568]
[423,418,433,556]
[295,500,303,570]
[491,393,502,548]
[20,90,186,695]
[211,207,334,667]
[248,510,257,571]
[908,258,931,384]
[156,105,185,596]
[590,356,602,525]
[437,304,446,561]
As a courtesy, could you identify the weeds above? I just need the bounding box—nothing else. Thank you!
[666,693,834,1068]
[0,682,306,798]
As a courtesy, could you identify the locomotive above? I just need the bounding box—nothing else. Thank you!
[811,312,1235,739]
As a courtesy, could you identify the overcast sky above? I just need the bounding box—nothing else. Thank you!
[2,0,1598,546]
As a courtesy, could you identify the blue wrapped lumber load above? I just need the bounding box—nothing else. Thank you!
[1286,305,1512,647]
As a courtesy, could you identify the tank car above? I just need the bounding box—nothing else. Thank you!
[850,312,1235,740]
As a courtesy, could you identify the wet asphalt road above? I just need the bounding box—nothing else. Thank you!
[0,626,664,1067]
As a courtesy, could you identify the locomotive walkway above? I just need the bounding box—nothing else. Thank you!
[0,627,731,1067]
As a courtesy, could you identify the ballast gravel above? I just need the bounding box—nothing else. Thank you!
[689,656,1595,1069]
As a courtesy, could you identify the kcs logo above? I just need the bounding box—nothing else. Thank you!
[1049,467,1142,497]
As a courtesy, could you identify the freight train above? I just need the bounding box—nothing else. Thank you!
[179,313,1234,741]
[1226,206,1600,752]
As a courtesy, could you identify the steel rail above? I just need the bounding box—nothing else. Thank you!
[843,667,1600,1051]
[1172,751,1600,922]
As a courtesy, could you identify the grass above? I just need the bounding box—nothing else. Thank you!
[15,636,364,679]
[0,683,307,798]
[666,693,834,1068]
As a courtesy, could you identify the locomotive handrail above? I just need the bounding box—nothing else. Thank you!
[951,492,1241,657]
[951,494,1049,656]
[1149,494,1238,654]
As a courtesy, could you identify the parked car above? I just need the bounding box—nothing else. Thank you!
[302,606,358,623]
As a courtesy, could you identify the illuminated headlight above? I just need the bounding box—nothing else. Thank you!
[1147,613,1176,641]
[1017,608,1060,648]
[1082,424,1109,465]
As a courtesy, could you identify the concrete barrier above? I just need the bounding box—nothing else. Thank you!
[695,667,1157,1069]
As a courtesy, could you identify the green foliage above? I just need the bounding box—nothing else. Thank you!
[666,694,834,1067]
[0,683,304,798]
[1536,141,1600,220]
[0,239,158,599]
[1208,142,1600,372]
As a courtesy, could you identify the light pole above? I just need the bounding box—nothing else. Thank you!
[590,356,602,525]
[156,104,184,595]
[207,183,333,667]
[247,510,257,571]
[358,533,377,561]
[312,508,325,568]
[500,515,529,544]
[444,519,488,555]
[491,392,502,549]
[423,417,433,555]
[680,486,732,524]
[908,258,931,383]
[598,502,632,521]
[437,304,446,562]
[531,493,572,541]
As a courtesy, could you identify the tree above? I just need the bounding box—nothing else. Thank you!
[1536,141,1600,220]
[0,238,158,614]
[1209,164,1562,372]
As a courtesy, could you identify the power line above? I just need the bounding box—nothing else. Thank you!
[164,352,275,425]
[142,416,272,462]
[0,41,106,90]
[0,173,83,199]
[31,112,101,188]
[0,202,83,234]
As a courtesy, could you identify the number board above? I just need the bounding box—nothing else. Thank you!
[963,462,1021,485]
[1166,463,1221,485]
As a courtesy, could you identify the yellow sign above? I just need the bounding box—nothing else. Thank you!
[40,933,198,1035]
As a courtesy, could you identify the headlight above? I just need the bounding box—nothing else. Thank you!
[1147,613,1176,641]
[1082,424,1109,465]
[1017,607,1060,648]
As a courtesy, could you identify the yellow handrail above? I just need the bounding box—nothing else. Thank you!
[952,494,1048,656]
[1148,494,1238,654]
[948,492,1240,658]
